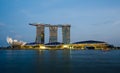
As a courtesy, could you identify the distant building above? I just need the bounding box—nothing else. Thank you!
[72,40,110,50]
[6,23,113,50]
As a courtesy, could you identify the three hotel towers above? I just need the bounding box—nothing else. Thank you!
[30,23,71,44]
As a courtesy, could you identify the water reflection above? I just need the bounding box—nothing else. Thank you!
[35,50,71,73]
[0,50,120,73]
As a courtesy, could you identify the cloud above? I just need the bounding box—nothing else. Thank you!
[20,9,36,18]
[14,35,23,39]
[112,20,120,26]
[9,30,23,39]
[19,6,120,29]
[0,22,6,26]
[38,0,62,8]
[20,7,120,20]
[9,30,17,34]
[92,20,120,26]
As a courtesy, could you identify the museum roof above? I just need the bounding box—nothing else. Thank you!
[73,40,106,44]
[45,42,62,45]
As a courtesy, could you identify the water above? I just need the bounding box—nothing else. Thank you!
[0,49,120,73]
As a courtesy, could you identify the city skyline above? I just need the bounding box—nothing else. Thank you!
[0,0,120,46]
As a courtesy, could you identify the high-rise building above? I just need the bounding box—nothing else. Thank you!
[62,25,70,44]
[29,24,45,44]
[49,26,58,43]
[30,23,71,44]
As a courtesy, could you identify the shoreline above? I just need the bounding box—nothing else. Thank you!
[0,47,120,50]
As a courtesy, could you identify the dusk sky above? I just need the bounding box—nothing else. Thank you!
[0,0,120,46]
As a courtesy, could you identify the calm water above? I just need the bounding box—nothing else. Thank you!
[0,49,120,73]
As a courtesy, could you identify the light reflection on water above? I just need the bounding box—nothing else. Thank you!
[0,50,120,73]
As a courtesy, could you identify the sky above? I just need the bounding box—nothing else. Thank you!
[0,0,120,46]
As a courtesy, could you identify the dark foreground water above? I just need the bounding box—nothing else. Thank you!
[0,50,120,73]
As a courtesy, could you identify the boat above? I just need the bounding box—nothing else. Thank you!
[6,37,26,47]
